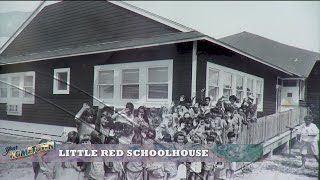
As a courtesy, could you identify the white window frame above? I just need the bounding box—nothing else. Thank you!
[53,68,70,94]
[121,68,140,100]
[236,75,244,101]
[299,79,305,101]
[206,62,264,111]
[7,103,22,116]
[0,71,35,105]
[207,68,220,102]
[97,70,114,100]
[93,60,173,108]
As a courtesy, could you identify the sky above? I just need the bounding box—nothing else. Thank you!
[0,1,319,53]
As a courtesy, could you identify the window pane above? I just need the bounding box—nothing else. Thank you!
[148,67,168,83]
[223,89,232,98]
[0,88,7,98]
[0,78,7,88]
[283,80,296,87]
[236,76,244,90]
[148,84,168,99]
[12,88,19,97]
[223,72,232,88]
[57,72,68,90]
[24,76,33,87]
[98,71,114,84]
[122,85,139,99]
[247,78,253,92]
[98,85,113,99]
[256,94,262,106]
[0,78,7,98]
[11,77,20,86]
[122,69,139,83]
[208,86,219,101]
[256,81,262,94]
[24,87,33,98]
[11,77,20,98]
[208,69,219,86]
[236,91,243,101]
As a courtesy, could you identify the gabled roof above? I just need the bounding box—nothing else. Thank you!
[0,1,301,76]
[219,32,320,77]
[0,1,180,59]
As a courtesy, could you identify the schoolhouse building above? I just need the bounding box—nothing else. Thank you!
[0,1,313,133]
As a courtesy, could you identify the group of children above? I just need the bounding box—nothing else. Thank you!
[33,91,258,180]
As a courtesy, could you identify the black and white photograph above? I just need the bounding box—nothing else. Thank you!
[0,1,319,180]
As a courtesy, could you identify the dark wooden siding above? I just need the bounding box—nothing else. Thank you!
[2,1,179,58]
[306,61,320,126]
[0,44,192,127]
[196,41,290,117]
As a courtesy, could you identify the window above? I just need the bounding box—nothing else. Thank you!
[208,69,219,101]
[122,69,139,99]
[256,80,263,107]
[206,62,264,111]
[11,77,20,98]
[97,70,114,99]
[223,72,232,98]
[0,77,8,98]
[7,104,22,116]
[93,60,173,108]
[148,67,169,99]
[0,71,35,105]
[299,80,305,100]
[24,76,34,98]
[283,80,297,87]
[53,68,70,94]
[236,76,244,101]
[247,78,253,96]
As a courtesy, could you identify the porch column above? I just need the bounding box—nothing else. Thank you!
[191,41,198,98]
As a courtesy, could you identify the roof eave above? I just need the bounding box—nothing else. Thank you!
[202,36,301,77]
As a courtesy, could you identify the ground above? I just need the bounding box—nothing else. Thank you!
[0,135,318,180]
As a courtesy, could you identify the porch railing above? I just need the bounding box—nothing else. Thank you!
[237,107,308,144]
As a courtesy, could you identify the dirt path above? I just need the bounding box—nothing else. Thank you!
[235,152,318,180]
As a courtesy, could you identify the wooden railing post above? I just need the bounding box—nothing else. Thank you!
[276,113,281,136]
[263,116,267,142]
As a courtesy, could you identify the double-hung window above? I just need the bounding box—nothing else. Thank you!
[0,77,8,99]
[207,62,264,111]
[247,78,254,96]
[223,72,233,98]
[208,69,219,102]
[97,70,114,99]
[256,80,263,107]
[236,76,244,101]
[147,67,169,100]
[122,69,139,99]
[94,60,173,108]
